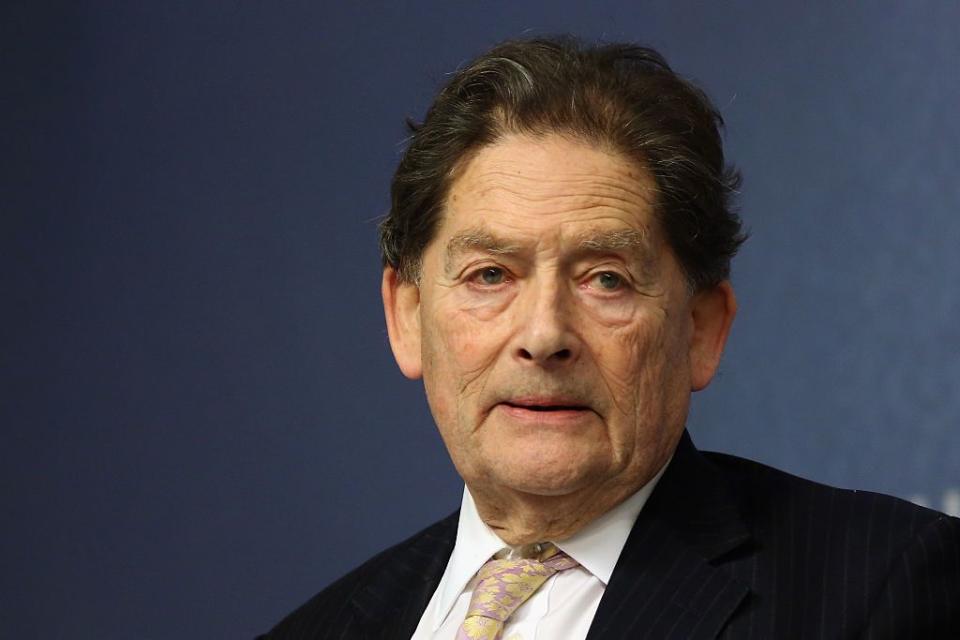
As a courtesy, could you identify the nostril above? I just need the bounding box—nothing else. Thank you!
[517,348,573,362]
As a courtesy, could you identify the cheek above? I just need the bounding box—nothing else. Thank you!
[589,310,685,449]
[422,308,512,408]
[593,313,669,389]
[440,317,497,372]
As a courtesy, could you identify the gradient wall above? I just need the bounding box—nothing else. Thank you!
[4,2,958,637]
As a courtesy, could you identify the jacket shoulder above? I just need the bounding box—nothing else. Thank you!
[258,512,458,639]
[702,450,950,541]
[704,452,960,639]
[701,450,960,636]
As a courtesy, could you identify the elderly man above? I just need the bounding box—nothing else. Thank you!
[261,37,960,639]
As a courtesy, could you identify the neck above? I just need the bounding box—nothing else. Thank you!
[467,473,656,546]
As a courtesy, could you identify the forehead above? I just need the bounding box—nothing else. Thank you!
[439,134,659,242]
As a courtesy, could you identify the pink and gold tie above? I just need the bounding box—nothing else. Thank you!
[456,544,578,640]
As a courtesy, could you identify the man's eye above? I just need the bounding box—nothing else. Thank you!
[473,267,506,285]
[592,272,623,290]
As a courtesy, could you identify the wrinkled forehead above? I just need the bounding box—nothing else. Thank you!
[436,133,661,244]
[451,133,654,198]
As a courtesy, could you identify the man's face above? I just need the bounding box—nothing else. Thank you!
[384,133,733,501]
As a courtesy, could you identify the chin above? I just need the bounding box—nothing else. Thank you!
[491,456,606,497]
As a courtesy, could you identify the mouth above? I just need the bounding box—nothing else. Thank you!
[501,401,591,412]
[495,397,595,424]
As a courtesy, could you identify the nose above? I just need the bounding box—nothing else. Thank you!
[512,278,580,367]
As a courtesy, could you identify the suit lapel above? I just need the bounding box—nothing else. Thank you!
[349,512,458,640]
[586,432,753,639]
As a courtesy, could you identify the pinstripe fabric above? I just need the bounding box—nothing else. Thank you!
[258,432,960,639]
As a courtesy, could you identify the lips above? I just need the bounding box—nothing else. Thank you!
[502,400,590,412]
[495,398,595,427]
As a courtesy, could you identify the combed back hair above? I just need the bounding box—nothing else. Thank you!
[379,35,746,290]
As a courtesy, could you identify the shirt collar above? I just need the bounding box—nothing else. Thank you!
[430,458,671,631]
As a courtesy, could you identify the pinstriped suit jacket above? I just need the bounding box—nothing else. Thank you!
[259,432,960,639]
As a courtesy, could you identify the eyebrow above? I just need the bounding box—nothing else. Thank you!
[574,228,651,255]
[444,228,523,274]
[442,226,654,275]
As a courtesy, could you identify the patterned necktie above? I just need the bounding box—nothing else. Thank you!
[456,543,579,640]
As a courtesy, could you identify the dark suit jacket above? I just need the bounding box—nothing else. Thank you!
[259,432,960,638]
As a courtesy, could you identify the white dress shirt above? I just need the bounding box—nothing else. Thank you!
[411,461,670,640]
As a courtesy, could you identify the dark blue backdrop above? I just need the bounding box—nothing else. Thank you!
[4,2,958,637]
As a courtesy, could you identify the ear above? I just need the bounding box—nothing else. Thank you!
[382,266,423,379]
[688,280,737,391]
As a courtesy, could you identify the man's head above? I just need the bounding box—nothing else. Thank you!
[380,37,744,528]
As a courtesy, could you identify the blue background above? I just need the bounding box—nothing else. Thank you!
[4,2,958,637]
